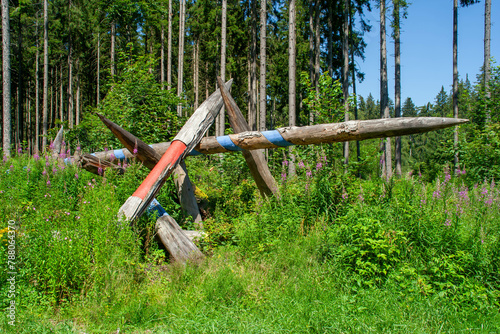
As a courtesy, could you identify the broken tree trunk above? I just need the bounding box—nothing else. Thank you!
[217,76,277,197]
[91,117,468,159]
[118,79,233,223]
[51,126,64,158]
[96,113,202,227]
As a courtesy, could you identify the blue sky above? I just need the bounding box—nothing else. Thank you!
[355,0,499,107]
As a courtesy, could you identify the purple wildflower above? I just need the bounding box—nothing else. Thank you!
[34,153,40,161]
[316,162,323,171]
[17,147,22,154]
[42,170,47,176]
[342,192,348,200]
[98,167,103,175]
[298,161,305,168]
[52,167,57,175]
[47,180,51,186]
[49,141,54,150]
[306,171,312,178]
[282,160,289,166]
[433,190,441,199]
[281,172,287,182]
[2,155,7,163]
[109,153,116,161]
[75,173,79,179]
[444,219,451,227]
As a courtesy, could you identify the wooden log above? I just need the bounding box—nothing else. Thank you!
[79,153,125,175]
[90,117,468,159]
[118,79,233,224]
[155,214,204,263]
[217,76,277,197]
[96,113,203,227]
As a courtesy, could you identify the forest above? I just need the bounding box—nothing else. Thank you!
[1,0,499,332]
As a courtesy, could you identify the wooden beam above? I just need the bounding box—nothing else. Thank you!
[97,113,202,227]
[118,79,233,224]
[91,117,469,159]
[217,76,277,197]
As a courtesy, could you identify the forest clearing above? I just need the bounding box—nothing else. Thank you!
[1,0,499,332]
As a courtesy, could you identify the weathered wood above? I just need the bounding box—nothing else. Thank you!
[97,113,202,227]
[118,79,233,224]
[79,153,125,175]
[217,76,277,197]
[155,214,204,263]
[92,117,468,159]
[51,126,64,158]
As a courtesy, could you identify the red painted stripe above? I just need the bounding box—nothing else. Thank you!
[133,140,187,200]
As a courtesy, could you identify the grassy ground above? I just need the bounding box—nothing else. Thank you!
[0,151,499,333]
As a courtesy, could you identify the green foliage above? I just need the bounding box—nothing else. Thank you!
[70,53,182,152]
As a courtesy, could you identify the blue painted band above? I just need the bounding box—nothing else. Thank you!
[147,198,168,218]
[188,149,202,156]
[91,153,96,156]
[216,136,243,151]
[114,149,126,160]
[262,130,293,147]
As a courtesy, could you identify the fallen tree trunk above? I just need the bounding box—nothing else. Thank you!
[90,117,468,159]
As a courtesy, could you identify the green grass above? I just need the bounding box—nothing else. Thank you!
[0,151,499,333]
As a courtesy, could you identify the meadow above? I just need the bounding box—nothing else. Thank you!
[0,144,499,333]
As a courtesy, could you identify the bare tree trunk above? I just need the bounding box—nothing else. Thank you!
[484,0,491,122]
[249,0,258,131]
[68,0,73,128]
[167,0,172,90]
[288,0,296,176]
[42,0,48,150]
[161,21,165,90]
[314,1,320,95]
[16,11,23,147]
[35,16,40,154]
[380,0,391,180]
[394,1,402,177]
[97,31,100,105]
[111,21,116,77]
[76,59,80,125]
[219,0,227,135]
[259,0,267,132]
[194,39,199,110]
[177,0,186,117]
[342,0,349,167]
[327,0,333,77]
[60,63,64,123]
[350,7,360,167]
[453,0,458,171]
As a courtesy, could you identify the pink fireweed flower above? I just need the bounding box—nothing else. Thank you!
[47,180,51,186]
[281,173,287,182]
[282,160,289,166]
[109,153,116,161]
[485,198,493,206]
[49,141,54,150]
[42,170,47,176]
[75,173,79,179]
[298,161,305,168]
[316,162,323,171]
[444,219,452,227]
[2,155,7,163]
[433,190,442,199]
[342,192,348,200]
[52,167,57,175]
[34,153,40,161]
[17,147,22,154]
[306,170,312,178]
[98,167,103,175]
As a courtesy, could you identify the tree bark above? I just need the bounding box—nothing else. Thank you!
[111,21,116,77]
[259,0,267,132]
[16,10,23,147]
[42,0,48,150]
[394,0,402,177]
[35,15,40,154]
[342,0,349,167]
[380,0,391,180]
[167,0,172,90]
[97,31,100,105]
[484,0,491,122]
[249,0,258,131]
[453,0,458,171]
[68,0,73,128]
[2,0,11,156]
[219,0,227,135]
[60,63,64,123]
[177,0,186,117]
[194,40,199,110]
[350,8,361,169]
[288,0,296,176]
[76,59,80,125]
[161,21,165,90]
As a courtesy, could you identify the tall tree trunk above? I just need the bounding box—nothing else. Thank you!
[111,21,116,77]
[161,21,165,90]
[42,0,48,150]
[167,0,172,90]
[249,0,258,131]
[327,0,333,77]
[288,0,296,176]
[259,0,267,132]
[484,0,491,122]
[219,0,227,135]
[349,5,360,168]
[177,0,186,117]
[453,0,458,171]
[35,17,40,153]
[97,31,100,105]
[394,0,402,177]
[60,63,64,123]
[314,1,320,95]
[68,0,73,128]
[342,0,349,167]
[16,10,23,147]
[380,0,391,180]
[194,39,199,110]
[76,59,80,125]
[3,0,13,156]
